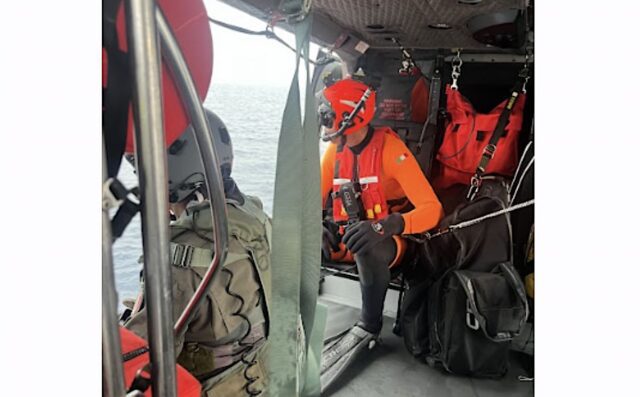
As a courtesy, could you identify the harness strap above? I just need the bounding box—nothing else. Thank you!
[103,0,132,178]
[127,362,153,395]
[111,199,140,239]
[103,177,140,240]
[416,54,443,158]
[467,66,530,201]
[269,10,325,394]
[170,243,214,268]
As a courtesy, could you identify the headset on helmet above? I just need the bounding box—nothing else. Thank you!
[318,78,376,141]
[125,109,233,204]
[166,109,233,203]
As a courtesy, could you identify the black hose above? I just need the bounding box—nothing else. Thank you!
[207,16,324,66]
[208,17,296,53]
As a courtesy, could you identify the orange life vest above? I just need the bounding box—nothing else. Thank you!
[102,0,213,154]
[433,84,526,190]
[120,327,201,397]
[332,127,400,223]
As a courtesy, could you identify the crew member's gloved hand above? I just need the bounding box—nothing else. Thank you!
[342,213,405,255]
[322,219,341,260]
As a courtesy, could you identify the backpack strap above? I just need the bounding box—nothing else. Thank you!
[466,66,530,201]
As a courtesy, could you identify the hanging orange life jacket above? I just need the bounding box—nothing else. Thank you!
[120,327,201,397]
[433,84,526,190]
[332,127,399,223]
[102,0,213,154]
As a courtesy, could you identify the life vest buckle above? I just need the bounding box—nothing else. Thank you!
[483,144,497,159]
[466,175,481,201]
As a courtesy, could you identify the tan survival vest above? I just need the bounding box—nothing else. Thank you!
[168,195,271,388]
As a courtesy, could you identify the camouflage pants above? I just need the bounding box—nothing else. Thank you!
[201,343,268,397]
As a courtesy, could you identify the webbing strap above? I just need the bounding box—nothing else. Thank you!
[416,55,443,156]
[111,199,140,239]
[467,66,530,201]
[301,303,327,396]
[103,177,140,239]
[169,243,214,268]
[299,10,322,393]
[103,0,132,178]
[269,7,320,396]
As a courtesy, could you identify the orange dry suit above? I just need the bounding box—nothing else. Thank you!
[321,126,444,266]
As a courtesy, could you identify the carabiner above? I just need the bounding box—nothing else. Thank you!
[451,49,463,90]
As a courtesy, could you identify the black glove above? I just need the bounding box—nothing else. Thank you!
[342,213,405,255]
[322,219,341,260]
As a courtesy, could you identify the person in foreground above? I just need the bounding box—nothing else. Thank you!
[318,78,444,390]
[124,109,272,396]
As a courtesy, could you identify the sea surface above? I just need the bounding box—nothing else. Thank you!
[113,83,289,302]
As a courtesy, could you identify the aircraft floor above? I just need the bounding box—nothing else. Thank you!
[319,297,534,397]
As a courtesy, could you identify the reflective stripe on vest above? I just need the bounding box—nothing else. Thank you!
[332,178,351,185]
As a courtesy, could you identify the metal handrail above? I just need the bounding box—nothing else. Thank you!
[125,0,177,395]
[102,141,127,397]
[156,8,230,337]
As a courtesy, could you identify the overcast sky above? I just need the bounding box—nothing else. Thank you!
[203,0,320,87]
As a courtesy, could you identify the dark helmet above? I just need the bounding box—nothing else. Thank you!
[125,109,233,203]
[165,109,233,203]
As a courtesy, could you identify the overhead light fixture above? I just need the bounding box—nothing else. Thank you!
[428,23,452,30]
[466,9,525,48]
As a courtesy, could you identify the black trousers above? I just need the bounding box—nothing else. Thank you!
[353,237,398,333]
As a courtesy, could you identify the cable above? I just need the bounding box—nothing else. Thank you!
[407,199,534,242]
[208,16,313,65]
[509,156,534,206]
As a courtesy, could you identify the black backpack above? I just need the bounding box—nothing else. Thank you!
[401,180,529,378]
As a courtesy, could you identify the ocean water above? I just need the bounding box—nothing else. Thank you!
[113,83,289,302]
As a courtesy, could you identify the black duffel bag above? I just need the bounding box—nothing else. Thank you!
[401,179,528,377]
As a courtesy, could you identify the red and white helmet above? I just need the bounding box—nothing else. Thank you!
[319,79,376,140]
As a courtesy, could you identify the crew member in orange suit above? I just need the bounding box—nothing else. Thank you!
[319,78,444,390]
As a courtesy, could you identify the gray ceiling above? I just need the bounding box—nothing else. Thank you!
[221,0,530,51]
[312,0,528,49]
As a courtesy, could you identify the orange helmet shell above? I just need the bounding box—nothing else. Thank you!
[322,79,376,136]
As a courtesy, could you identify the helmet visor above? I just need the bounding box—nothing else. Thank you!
[318,102,335,129]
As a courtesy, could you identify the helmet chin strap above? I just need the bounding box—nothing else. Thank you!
[321,88,373,142]
[194,190,206,203]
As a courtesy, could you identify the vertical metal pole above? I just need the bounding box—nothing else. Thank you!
[102,142,127,397]
[155,9,229,336]
[125,0,177,396]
